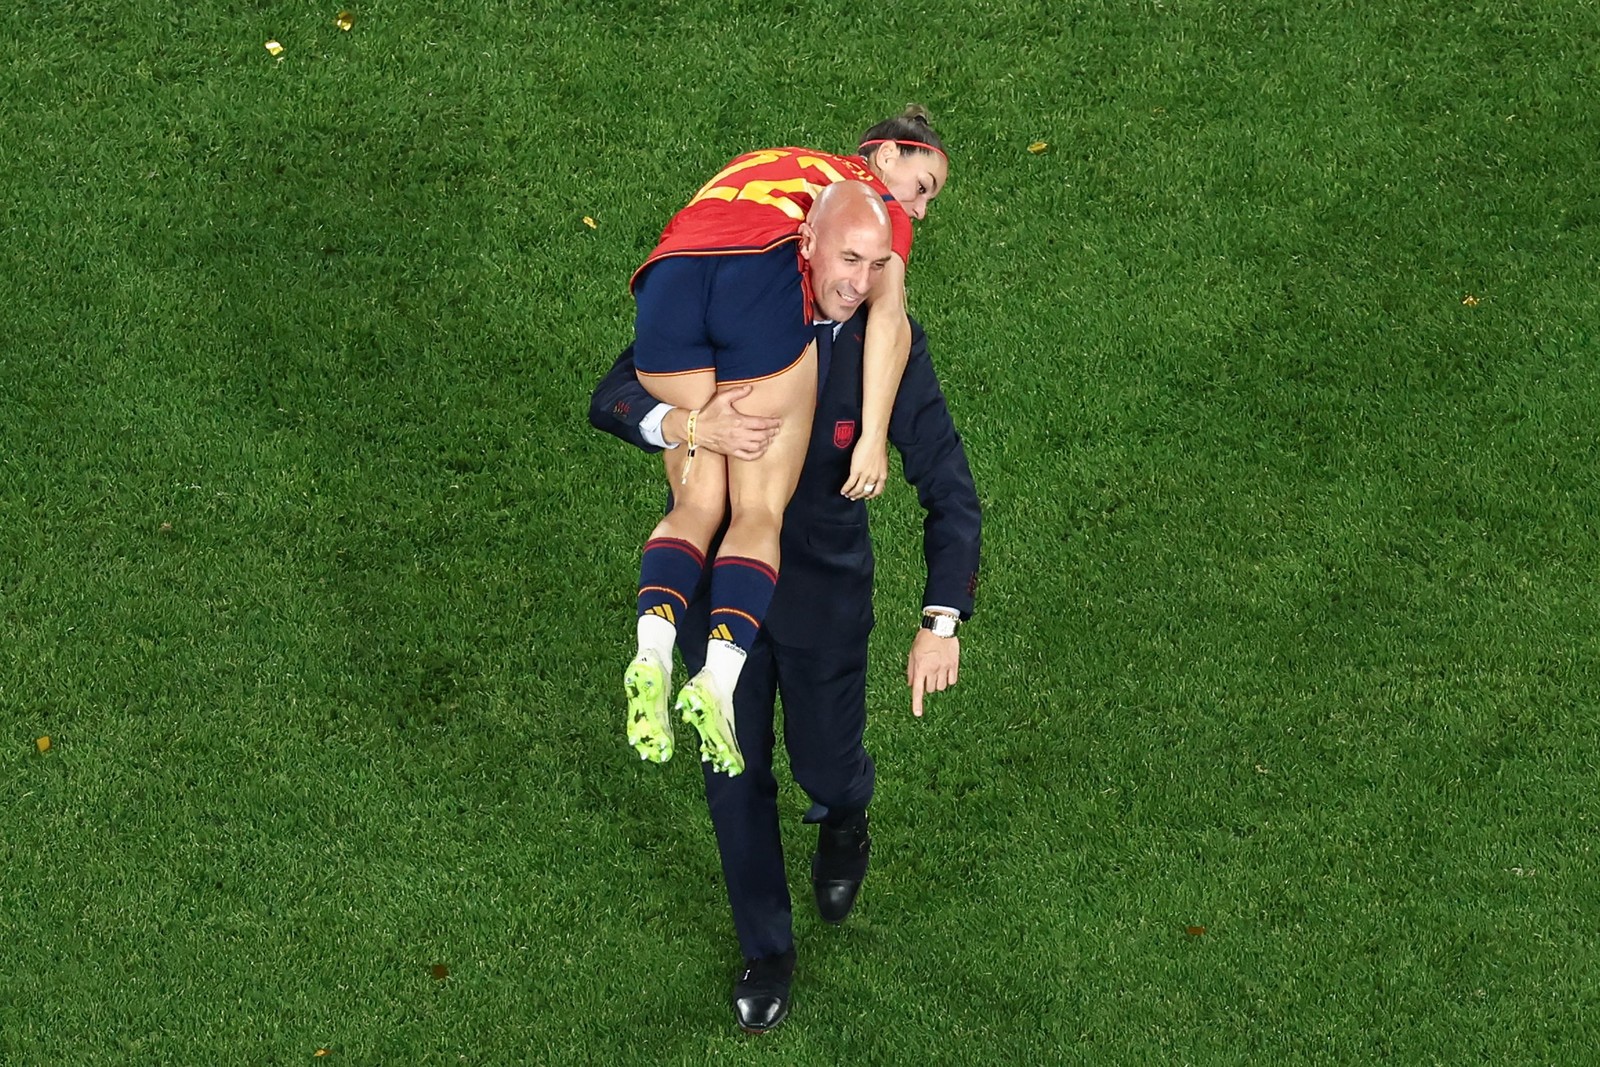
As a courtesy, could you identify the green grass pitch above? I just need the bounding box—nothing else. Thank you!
[3,1,1599,1062]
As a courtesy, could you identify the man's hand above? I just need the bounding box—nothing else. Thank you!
[841,438,889,501]
[907,629,960,717]
[663,386,780,461]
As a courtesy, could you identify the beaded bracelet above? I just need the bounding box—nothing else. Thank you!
[680,409,699,485]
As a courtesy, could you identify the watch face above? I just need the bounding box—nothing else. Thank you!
[924,614,957,637]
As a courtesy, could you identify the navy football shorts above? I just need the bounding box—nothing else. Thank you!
[633,243,815,384]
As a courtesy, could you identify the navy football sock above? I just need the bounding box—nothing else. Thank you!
[637,537,706,630]
[707,555,779,652]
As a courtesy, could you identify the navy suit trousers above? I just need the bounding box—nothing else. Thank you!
[679,620,876,960]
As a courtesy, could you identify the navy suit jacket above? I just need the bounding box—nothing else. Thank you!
[589,310,981,649]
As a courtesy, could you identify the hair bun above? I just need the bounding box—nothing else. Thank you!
[860,105,946,159]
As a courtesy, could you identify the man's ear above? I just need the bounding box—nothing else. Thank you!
[797,222,816,260]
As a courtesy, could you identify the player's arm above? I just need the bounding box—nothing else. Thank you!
[842,252,911,500]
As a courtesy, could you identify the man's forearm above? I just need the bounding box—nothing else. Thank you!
[639,402,679,450]
[887,328,981,620]
[639,389,782,461]
[589,347,666,453]
[655,405,688,447]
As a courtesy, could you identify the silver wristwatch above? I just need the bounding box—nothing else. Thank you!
[920,611,960,638]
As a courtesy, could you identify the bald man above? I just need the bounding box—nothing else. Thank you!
[596,183,980,1032]
[627,181,897,782]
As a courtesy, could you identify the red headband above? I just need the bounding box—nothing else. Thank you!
[859,138,948,162]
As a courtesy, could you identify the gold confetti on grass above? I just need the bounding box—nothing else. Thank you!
[582,216,597,229]
[1027,141,1049,154]
[1185,925,1207,937]
[1462,294,1479,306]
[36,736,51,753]
[335,11,355,31]
[430,963,450,981]
[265,40,284,57]
[314,1050,331,1059]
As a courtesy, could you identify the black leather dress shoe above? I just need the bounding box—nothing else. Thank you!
[811,810,870,924]
[732,947,796,1033]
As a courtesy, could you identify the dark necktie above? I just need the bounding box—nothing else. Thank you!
[814,322,834,393]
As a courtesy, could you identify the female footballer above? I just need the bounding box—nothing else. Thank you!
[624,108,949,776]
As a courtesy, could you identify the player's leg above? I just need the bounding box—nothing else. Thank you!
[676,344,817,775]
[626,388,726,763]
[649,243,813,775]
[626,259,727,763]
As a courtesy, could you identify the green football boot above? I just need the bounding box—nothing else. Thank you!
[624,651,673,763]
[675,669,744,777]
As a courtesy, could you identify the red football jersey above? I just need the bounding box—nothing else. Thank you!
[632,148,914,289]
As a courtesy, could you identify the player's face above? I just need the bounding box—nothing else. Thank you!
[872,145,948,221]
[801,219,895,321]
